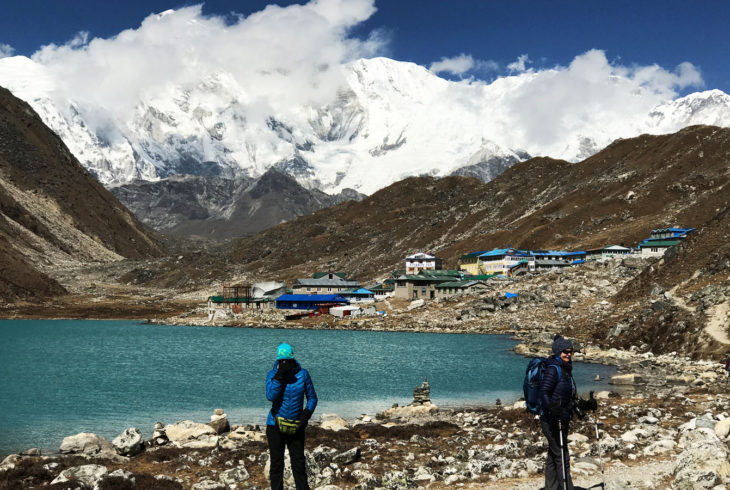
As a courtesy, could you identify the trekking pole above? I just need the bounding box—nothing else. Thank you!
[558,419,568,490]
[593,414,605,489]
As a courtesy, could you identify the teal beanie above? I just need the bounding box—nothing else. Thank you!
[276,343,295,360]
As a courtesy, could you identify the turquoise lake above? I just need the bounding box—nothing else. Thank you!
[0,320,617,456]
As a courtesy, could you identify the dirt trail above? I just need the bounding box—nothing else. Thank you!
[706,301,730,345]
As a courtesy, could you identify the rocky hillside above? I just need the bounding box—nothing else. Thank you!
[111,169,364,240]
[225,125,728,283]
[0,87,165,300]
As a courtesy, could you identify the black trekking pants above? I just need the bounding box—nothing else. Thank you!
[541,418,574,490]
[266,424,309,490]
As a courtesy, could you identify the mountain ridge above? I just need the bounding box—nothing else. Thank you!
[0,86,165,299]
[2,55,729,196]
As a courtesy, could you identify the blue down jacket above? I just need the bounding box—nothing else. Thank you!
[266,360,318,426]
[539,355,576,423]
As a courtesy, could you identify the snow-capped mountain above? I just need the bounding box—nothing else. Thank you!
[1,55,729,195]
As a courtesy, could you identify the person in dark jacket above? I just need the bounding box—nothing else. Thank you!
[539,335,597,490]
[266,343,317,490]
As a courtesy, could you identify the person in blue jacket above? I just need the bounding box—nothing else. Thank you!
[539,335,596,490]
[266,343,317,490]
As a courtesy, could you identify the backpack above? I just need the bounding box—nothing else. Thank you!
[523,357,561,415]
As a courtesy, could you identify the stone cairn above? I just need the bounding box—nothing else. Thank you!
[412,378,431,405]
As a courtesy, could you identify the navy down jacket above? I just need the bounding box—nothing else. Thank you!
[539,355,576,423]
[266,360,317,426]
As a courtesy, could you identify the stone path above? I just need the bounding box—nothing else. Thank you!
[706,301,730,345]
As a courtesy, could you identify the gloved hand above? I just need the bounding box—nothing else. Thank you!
[274,359,294,384]
[547,401,562,422]
[300,408,313,428]
[576,391,598,412]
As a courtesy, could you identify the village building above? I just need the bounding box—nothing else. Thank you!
[650,227,695,240]
[291,272,360,294]
[340,288,376,303]
[405,252,443,274]
[435,280,489,299]
[530,250,587,271]
[585,245,634,260]
[368,284,395,300]
[393,271,462,300]
[637,227,694,257]
[207,282,281,320]
[637,239,681,257]
[330,304,377,318]
[458,251,487,275]
[476,248,535,276]
[275,294,349,312]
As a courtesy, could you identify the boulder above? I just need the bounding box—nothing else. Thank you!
[673,428,730,489]
[112,427,144,456]
[192,479,226,490]
[715,418,730,439]
[226,426,266,442]
[332,447,361,465]
[376,401,439,420]
[407,299,425,310]
[610,373,645,385]
[219,465,250,488]
[209,410,231,435]
[165,420,219,449]
[51,464,108,487]
[59,432,116,457]
[319,414,349,432]
[0,454,21,472]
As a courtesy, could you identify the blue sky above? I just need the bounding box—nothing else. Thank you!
[1,0,728,93]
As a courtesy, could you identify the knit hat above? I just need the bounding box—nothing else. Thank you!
[552,335,573,355]
[276,343,295,360]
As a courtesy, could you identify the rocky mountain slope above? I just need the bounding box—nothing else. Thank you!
[0,87,165,300]
[110,169,364,240]
[224,125,728,282]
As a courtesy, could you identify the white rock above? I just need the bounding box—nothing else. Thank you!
[715,419,730,439]
[610,373,644,385]
[51,464,108,487]
[568,433,589,443]
[165,420,219,448]
[407,299,425,310]
[219,465,250,487]
[319,414,349,432]
[59,432,116,457]
[112,427,144,456]
[643,440,676,456]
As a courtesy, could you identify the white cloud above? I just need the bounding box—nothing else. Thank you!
[507,54,530,73]
[0,43,14,58]
[429,54,474,76]
[30,0,382,130]
[472,49,705,156]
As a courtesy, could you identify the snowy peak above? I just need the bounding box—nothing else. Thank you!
[1,55,730,196]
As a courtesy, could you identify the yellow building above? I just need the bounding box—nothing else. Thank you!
[458,251,486,275]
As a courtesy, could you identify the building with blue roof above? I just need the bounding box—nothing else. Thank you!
[275,294,349,311]
[638,226,694,257]
[476,248,535,276]
[341,288,376,303]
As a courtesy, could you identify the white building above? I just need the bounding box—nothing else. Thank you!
[405,252,443,274]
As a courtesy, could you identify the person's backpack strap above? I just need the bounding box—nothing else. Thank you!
[552,364,562,379]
